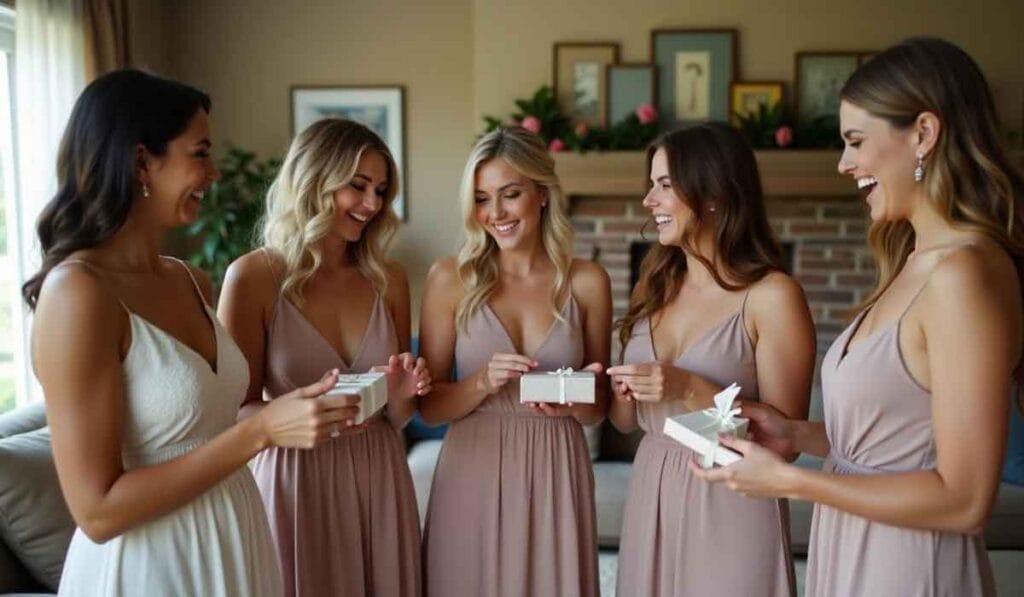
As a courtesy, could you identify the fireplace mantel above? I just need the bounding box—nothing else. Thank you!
[553,150,852,198]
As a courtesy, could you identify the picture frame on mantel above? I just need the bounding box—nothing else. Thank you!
[729,81,784,125]
[606,63,657,126]
[553,42,620,128]
[794,51,874,128]
[291,85,407,220]
[650,28,738,127]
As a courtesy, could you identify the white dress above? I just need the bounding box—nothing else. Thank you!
[58,261,282,596]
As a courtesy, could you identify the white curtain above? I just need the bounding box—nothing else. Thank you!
[11,0,86,403]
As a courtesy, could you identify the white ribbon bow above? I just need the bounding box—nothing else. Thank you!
[547,367,575,405]
[700,383,743,468]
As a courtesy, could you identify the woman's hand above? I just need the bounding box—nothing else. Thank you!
[374,353,433,400]
[689,434,797,499]
[477,353,536,394]
[606,361,688,402]
[740,401,800,459]
[527,362,604,417]
[257,369,361,448]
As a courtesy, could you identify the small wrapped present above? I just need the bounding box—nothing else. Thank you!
[662,383,748,468]
[325,372,388,424]
[519,367,595,405]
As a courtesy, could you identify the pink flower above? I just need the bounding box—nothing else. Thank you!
[521,116,542,134]
[635,103,658,125]
[548,138,566,152]
[774,125,794,148]
[575,122,590,137]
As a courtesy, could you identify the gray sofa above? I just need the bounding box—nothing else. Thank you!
[0,402,72,595]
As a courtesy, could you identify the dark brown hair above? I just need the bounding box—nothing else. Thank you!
[22,69,211,309]
[616,122,786,353]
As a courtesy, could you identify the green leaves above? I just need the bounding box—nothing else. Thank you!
[734,100,791,148]
[184,145,281,288]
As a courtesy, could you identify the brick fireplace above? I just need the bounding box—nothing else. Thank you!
[554,150,875,364]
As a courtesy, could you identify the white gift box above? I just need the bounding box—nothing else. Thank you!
[325,372,388,424]
[519,368,595,404]
[662,383,748,468]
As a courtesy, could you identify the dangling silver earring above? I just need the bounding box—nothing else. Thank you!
[914,153,924,182]
[142,183,151,198]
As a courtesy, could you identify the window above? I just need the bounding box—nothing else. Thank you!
[0,6,16,413]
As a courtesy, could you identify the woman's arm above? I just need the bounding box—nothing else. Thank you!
[218,251,276,421]
[417,258,502,425]
[383,261,419,428]
[746,273,818,458]
[698,248,1020,533]
[36,266,356,544]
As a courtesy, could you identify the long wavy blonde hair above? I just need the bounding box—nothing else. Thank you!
[455,127,574,332]
[261,118,399,304]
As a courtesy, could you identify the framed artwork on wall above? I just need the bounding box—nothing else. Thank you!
[553,42,620,127]
[606,63,656,125]
[650,28,738,127]
[729,81,784,125]
[291,85,407,220]
[794,51,874,128]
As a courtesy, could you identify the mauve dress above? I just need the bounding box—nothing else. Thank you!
[806,296,996,596]
[616,301,796,597]
[250,289,422,597]
[422,296,600,597]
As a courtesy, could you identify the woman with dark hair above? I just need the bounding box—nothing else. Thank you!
[27,69,359,596]
[607,122,815,597]
[694,37,1024,596]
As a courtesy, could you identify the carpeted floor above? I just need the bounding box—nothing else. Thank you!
[598,550,1024,596]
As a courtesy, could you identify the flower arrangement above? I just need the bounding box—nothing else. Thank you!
[481,85,660,153]
[733,100,795,149]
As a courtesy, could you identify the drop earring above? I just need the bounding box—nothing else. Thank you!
[914,153,924,182]
[142,183,151,198]
[709,204,716,213]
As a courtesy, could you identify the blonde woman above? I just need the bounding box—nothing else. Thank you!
[695,37,1024,596]
[419,127,611,596]
[218,118,431,597]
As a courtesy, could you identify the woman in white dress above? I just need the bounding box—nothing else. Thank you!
[24,69,360,596]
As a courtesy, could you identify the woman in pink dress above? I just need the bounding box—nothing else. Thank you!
[606,122,816,597]
[695,37,1024,597]
[418,126,611,597]
[219,118,431,596]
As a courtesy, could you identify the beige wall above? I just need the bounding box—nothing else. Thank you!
[139,0,475,317]
[132,0,1024,322]
[474,0,1024,129]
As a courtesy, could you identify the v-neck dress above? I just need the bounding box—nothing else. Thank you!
[250,287,421,597]
[616,301,796,597]
[805,295,996,596]
[58,259,281,596]
[422,296,600,597]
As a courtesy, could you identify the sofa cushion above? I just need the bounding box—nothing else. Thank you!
[0,403,47,439]
[0,534,44,594]
[0,427,75,590]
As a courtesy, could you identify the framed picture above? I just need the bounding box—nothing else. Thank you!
[794,52,874,127]
[553,42,620,127]
[291,85,407,220]
[650,28,738,127]
[730,81,784,125]
[606,63,657,125]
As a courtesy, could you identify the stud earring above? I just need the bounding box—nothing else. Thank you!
[914,153,924,182]
[142,183,151,198]
[709,204,716,213]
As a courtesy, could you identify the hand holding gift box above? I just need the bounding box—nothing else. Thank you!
[663,383,748,468]
[519,367,596,405]
[325,372,388,425]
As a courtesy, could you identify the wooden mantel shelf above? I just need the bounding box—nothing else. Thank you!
[554,150,853,198]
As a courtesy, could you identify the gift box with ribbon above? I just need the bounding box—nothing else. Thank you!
[662,383,748,468]
[519,367,596,404]
[325,372,388,424]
